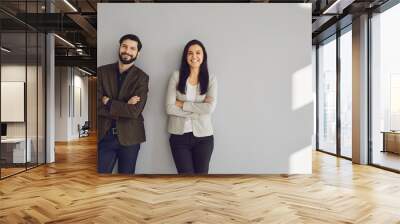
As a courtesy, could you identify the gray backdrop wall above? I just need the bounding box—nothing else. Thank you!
[98,3,313,174]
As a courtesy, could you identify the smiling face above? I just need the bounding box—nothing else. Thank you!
[186,44,204,69]
[118,39,139,64]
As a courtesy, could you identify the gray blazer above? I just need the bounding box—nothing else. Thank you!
[166,71,217,137]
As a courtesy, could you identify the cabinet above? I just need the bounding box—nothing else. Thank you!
[382,131,400,154]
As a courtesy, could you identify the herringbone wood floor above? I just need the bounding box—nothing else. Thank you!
[1,134,400,224]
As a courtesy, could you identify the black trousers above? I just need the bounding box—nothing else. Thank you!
[97,131,140,174]
[169,132,214,174]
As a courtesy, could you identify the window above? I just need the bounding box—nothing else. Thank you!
[339,27,352,158]
[318,35,337,155]
[370,2,400,171]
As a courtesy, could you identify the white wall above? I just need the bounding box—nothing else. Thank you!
[71,72,89,138]
[55,66,68,141]
[98,3,313,174]
[55,67,89,141]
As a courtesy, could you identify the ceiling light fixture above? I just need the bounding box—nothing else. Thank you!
[54,34,75,48]
[63,0,78,12]
[78,67,93,76]
[1,47,11,53]
[322,0,343,14]
[322,0,355,15]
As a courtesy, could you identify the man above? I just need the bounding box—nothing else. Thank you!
[97,34,149,174]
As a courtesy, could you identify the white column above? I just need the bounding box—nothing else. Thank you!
[45,0,56,163]
[352,14,369,164]
[46,33,55,163]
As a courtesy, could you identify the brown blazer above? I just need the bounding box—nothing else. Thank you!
[97,62,149,145]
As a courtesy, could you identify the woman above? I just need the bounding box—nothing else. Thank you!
[166,39,217,174]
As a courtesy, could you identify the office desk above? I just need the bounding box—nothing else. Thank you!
[382,131,400,154]
[1,138,31,163]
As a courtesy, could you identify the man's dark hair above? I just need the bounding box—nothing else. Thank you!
[119,34,142,51]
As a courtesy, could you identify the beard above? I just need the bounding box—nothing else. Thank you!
[119,52,137,64]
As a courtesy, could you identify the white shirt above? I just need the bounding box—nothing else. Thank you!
[183,80,197,133]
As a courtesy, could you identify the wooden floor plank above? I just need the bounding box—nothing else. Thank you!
[1,134,400,223]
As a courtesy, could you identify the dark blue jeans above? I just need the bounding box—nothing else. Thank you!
[97,131,140,174]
